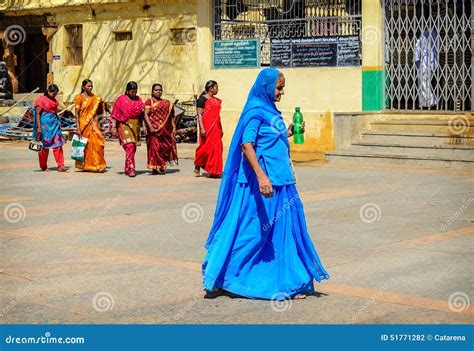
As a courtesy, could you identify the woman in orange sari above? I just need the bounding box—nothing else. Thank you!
[74,79,107,172]
[194,80,223,178]
[144,83,178,175]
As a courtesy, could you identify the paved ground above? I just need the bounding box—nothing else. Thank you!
[0,140,473,324]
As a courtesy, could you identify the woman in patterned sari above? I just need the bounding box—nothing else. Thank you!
[143,83,178,175]
[74,79,107,172]
[194,80,223,178]
[110,81,145,177]
[33,84,68,172]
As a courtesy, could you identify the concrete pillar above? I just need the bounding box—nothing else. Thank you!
[42,26,58,87]
[361,0,384,111]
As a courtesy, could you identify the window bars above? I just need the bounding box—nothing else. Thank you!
[213,0,362,65]
[384,0,472,112]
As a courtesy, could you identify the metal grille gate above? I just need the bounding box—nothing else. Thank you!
[384,0,472,112]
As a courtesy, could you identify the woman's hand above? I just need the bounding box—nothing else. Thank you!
[200,127,206,137]
[36,126,42,137]
[149,124,157,133]
[111,126,118,137]
[287,123,294,137]
[287,122,306,137]
[258,174,273,198]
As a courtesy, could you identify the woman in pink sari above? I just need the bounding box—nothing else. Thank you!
[143,83,178,175]
[110,81,145,177]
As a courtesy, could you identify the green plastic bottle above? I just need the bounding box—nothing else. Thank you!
[293,107,304,144]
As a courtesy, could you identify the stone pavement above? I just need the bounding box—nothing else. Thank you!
[0,140,473,324]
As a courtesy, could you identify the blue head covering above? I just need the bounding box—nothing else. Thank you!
[205,68,287,248]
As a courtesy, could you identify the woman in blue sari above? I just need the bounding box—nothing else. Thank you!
[202,68,329,300]
[33,84,68,172]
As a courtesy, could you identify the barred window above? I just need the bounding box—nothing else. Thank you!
[213,0,362,66]
[114,31,133,42]
[64,24,83,66]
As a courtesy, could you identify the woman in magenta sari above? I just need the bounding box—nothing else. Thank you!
[143,83,178,175]
[110,81,145,177]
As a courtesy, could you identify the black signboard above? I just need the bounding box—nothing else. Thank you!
[270,36,360,68]
[292,37,337,67]
[270,42,292,68]
[337,36,360,67]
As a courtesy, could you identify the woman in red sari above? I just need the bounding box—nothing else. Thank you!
[194,80,223,178]
[143,83,178,175]
[110,81,145,177]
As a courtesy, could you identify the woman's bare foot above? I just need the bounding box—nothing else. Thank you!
[194,166,201,177]
[294,294,306,299]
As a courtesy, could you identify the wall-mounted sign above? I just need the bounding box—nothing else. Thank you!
[271,36,360,68]
[213,39,259,69]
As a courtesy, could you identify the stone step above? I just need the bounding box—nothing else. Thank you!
[370,118,473,134]
[372,118,474,125]
[350,143,474,160]
[370,123,473,133]
[326,150,474,168]
[359,132,474,148]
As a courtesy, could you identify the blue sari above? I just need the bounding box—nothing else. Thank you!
[202,68,329,299]
[32,110,66,149]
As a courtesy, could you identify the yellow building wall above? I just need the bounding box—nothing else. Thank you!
[362,0,383,68]
[47,0,198,104]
